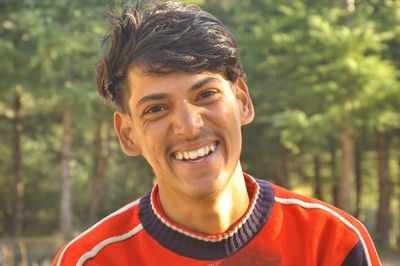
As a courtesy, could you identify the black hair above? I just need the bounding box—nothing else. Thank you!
[96,1,243,112]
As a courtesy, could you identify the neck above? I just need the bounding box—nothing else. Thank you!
[159,163,249,235]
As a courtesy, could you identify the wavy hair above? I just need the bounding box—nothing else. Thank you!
[96,1,243,112]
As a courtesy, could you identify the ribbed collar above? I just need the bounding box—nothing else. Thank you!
[138,174,275,260]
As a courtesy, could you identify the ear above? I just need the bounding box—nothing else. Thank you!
[234,78,254,125]
[114,111,142,156]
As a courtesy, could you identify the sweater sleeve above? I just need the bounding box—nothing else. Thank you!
[341,241,368,266]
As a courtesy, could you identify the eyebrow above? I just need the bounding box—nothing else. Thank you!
[136,93,168,111]
[189,77,220,91]
[135,77,221,110]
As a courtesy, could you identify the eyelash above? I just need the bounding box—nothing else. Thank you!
[145,105,165,114]
[198,90,217,100]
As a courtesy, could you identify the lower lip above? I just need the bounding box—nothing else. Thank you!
[172,145,218,168]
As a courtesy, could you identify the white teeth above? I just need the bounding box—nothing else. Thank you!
[176,152,183,160]
[205,146,210,154]
[174,144,216,161]
[198,147,205,157]
[189,151,197,159]
[183,152,190,160]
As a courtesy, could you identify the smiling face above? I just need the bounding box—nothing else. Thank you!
[114,71,254,201]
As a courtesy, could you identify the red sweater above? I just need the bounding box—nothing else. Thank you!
[53,174,380,265]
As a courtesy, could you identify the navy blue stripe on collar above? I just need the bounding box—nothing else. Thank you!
[139,176,275,260]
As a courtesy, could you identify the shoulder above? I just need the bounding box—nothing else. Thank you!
[266,181,380,265]
[52,198,143,266]
[270,182,365,234]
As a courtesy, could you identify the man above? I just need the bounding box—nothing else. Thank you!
[53,1,380,265]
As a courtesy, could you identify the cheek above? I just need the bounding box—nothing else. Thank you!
[209,99,242,146]
[139,123,169,159]
[214,97,242,124]
[141,142,165,173]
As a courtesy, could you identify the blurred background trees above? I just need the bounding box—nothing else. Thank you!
[0,0,399,263]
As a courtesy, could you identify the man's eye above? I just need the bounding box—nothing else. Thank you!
[198,90,216,100]
[145,106,164,114]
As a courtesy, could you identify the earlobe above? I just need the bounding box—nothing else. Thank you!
[114,111,142,156]
[235,78,255,126]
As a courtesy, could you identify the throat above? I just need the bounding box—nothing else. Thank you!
[169,194,249,235]
[158,169,250,235]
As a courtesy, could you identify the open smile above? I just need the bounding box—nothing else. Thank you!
[173,142,218,161]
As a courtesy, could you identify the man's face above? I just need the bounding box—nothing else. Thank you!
[114,71,254,199]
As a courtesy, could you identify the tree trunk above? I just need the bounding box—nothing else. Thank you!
[338,123,355,215]
[398,156,400,247]
[313,156,322,200]
[330,139,339,206]
[376,130,390,247]
[355,142,362,219]
[60,99,73,239]
[275,147,291,189]
[88,120,106,224]
[12,88,23,236]
[338,0,356,216]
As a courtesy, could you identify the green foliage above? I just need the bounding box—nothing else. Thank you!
[0,0,399,251]
[0,0,153,236]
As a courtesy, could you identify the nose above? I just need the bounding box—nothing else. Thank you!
[172,102,204,137]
